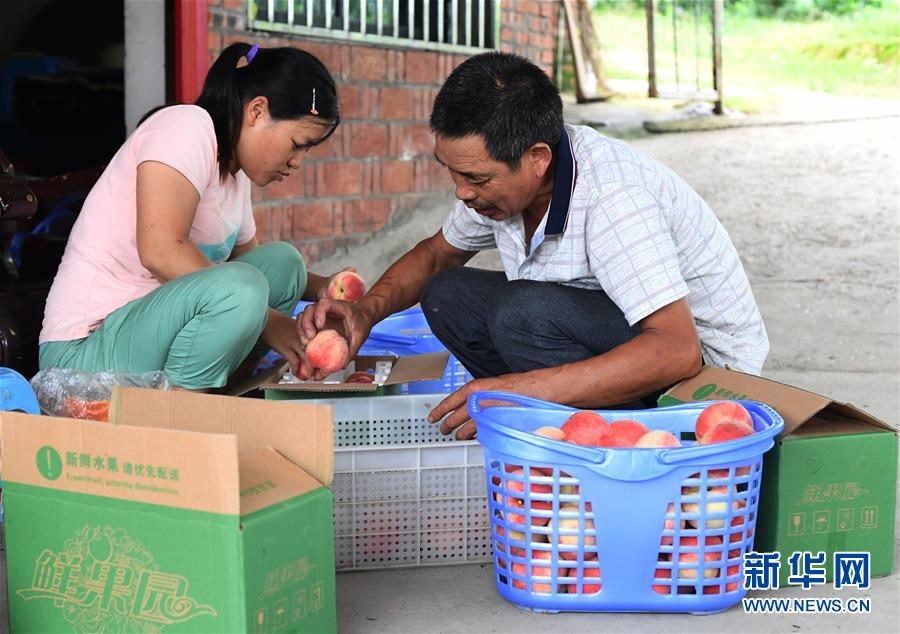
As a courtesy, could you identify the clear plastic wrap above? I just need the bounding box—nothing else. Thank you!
[30,368,170,421]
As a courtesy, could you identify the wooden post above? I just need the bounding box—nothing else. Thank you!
[646,0,657,98]
[712,0,724,114]
[562,0,611,102]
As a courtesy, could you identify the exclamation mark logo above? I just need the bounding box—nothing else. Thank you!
[36,446,63,481]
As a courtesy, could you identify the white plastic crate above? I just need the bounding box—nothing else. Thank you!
[304,394,492,571]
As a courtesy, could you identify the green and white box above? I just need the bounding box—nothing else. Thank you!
[1,387,337,633]
[660,366,897,587]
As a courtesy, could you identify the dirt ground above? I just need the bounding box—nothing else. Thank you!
[317,93,900,427]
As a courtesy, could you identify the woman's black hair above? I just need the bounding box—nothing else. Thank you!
[195,43,340,180]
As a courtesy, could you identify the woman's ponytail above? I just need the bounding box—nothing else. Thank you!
[195,42,253,180]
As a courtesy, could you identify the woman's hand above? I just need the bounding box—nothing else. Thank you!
[262,310,313,379]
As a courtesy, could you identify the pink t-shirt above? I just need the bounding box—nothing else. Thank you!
[40,104,256,343]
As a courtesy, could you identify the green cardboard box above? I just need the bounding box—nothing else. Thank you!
[0,387,337,633]
[659,366,898,586]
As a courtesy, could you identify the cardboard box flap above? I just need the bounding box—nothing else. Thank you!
[110,387,334,487]
[787,413,889,439]
[817,401,896,433]
[0,411,240,515]
[239,447,323,516]
[224,361,289,397]
[661,366,831,435]
[382,352,450,386]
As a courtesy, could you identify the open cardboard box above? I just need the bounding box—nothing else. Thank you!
[0,387,337,633]
[660,366,898,586]
[255,351,450,399]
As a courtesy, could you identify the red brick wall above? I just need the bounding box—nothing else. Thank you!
[207,0,558,265]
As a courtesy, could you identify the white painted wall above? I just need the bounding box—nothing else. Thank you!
[124,0,166,134]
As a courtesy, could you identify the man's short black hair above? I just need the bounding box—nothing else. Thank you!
[430,51,564,170]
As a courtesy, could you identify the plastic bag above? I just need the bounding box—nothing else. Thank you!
[30,368,170,422]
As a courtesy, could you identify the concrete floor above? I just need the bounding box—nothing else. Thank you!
[336,547,900,633]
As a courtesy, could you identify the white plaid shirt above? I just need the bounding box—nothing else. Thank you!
[442,124,769,374]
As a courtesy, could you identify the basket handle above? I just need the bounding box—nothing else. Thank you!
[467,390,577,415]
[656,401,785,465]
[366,332,418,347]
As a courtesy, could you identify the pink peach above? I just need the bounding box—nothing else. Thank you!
[635,430,681,448]
[511,549,554,593]
[346,371,374,384]
[652,567,673,594]
[534,426,566,441]
[600,420,649,448]
[306,329,349,373]
[695,401,753,441]
[327,270,366,303]
[565,565,602,594]
[699,421,755,445]
[661,502,683,545]
[494,469,552,527]
[676,536,723,579]
[562,411,609,446]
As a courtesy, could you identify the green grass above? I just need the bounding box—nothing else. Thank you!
[585,6,900,108]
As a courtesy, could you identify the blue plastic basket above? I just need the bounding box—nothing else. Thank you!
[268,302,473,393]
[0,368,40,414]
[467,391,784,614]
[1,368,41,524]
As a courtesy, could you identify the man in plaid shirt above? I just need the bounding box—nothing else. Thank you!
[300,52,768,438]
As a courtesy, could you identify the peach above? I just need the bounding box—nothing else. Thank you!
[326,270,366,303]
[703,565,741,593]
[561,411,609,446]
[494,469,552,527]
[635,430,681,448]
[565,565,601,594]
[652,567,673,594]
[511,549,554,593]
[699,421,755,445]
[534,426,566,441]
[346,371,374,384]
[600,420,649,448]
[557,502,596,549]
[306,329,349,373]
[661,502,683,546]
[676,536,723,579]
[728,514,754,545]
[560,549,598,562]
[559,472,579,497]
[494,525,508,553]
[695,401,753,441]
[682,485,745,530]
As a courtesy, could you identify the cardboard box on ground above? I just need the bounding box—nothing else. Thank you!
[660,366,898,586]
[0,387,338,633]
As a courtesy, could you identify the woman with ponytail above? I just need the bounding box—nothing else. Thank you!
[39,43,347,390]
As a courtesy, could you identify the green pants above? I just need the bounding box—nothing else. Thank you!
[39,241,307,390]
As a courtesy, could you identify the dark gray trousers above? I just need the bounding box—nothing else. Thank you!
[421,267,658,408]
